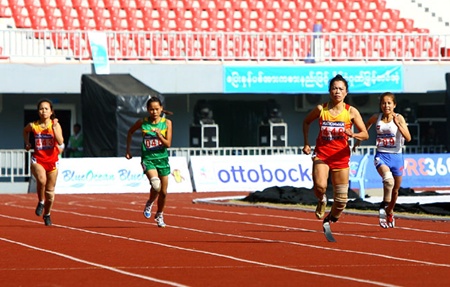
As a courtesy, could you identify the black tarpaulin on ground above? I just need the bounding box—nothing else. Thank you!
[242,186,450,216]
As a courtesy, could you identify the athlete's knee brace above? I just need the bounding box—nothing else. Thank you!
[150,177,161,192]
[331,184,348,219]
[382,172,394,202]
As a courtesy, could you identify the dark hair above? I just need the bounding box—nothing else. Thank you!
[146,96,174,116]
[379,92,396,105]
[74,123,81,129]
[146,96,162,108]
[328,74,349,92]
[37,98,56,120]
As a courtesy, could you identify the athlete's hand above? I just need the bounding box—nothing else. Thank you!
[393,114,400,126]
[344,128,354,138]
[125,153,132,160]
[302,145,311,155]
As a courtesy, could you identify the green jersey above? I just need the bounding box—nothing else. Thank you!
[68,133,84,157]
[141,117,168,160]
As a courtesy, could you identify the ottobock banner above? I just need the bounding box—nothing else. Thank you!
[54,157,193,194]
[351,153,450,190]
[190,155,313,192]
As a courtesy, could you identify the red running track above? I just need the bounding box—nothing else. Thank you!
[0,192,449,287]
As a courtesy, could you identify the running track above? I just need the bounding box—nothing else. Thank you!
[0,192,449,287]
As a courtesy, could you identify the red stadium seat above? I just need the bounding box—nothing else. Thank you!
[45,14,64,30]
[51,32,68,49]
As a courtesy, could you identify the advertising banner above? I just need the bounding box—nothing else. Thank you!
[223,65,403,94]
[55,157,193,194]
[88,31,110,74]
[190,155,313,192]
[351,153,450,190]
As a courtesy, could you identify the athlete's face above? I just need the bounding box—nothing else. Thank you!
[38,102,53,120]
[329,80,347,102]
[380,95,396,114]
[147,102,163,119]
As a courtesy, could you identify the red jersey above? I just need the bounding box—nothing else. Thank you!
[31,120,59,164]
[314,103,352,170]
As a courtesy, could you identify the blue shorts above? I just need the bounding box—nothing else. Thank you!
[374,152,404,177]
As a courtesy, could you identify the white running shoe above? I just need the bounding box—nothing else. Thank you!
[143,201,153,219]
[155,214,166,228]
[387,213,395,228]
[379,208,388,229]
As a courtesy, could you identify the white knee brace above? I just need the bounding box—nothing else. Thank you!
[382,171,394,202]
[150,177,161,192]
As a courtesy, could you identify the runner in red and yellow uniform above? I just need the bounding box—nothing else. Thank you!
[23,98,64,226]
[302,74,368,240]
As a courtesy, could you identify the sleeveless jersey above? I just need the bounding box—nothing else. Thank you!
[314,103,352,164]
[141,117,168,160]
[31,120,59,163]
[375,113,404,153]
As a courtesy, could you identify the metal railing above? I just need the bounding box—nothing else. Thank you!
[1,29,450,63]
[0,149,31,182]
[1,145,447,183]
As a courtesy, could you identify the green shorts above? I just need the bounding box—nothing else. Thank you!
[141,157,171,176]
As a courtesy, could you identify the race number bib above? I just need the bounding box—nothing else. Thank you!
[143,135,162,150]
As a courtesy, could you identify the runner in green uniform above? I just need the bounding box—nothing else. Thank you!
[126,96,173,228]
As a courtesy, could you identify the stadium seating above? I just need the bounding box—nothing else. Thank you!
[0,0,446,61]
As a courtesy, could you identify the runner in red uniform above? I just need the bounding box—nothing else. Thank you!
[302,74,368,241]
[23,98,64,226]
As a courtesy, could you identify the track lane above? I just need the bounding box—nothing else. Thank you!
[0,193,449,287]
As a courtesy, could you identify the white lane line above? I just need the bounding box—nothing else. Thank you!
[185,206,450,235]
[0,214,400,287]
[0,235,189,287]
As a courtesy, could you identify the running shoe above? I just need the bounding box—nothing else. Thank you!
[155,214,166,228]
[387,213,395,228]
[315,195,327,219]
[43,215,52,226]
[35,202,44,216]
[143,200,153,219]
[378,208,388,229]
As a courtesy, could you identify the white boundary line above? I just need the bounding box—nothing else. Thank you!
[0,235,189,287]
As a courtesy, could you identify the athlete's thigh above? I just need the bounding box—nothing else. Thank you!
[312,159,330,186]
[46,170,58,190]
[31,162,47,183]
[330,168,349,185]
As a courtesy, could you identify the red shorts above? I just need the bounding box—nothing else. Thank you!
[31,156,59,173]
[313,146,350,170]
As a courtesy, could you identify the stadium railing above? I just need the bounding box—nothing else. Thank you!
[0,29,449,62]
[0,145,446,183]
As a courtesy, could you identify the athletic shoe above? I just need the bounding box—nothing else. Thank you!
[387,213,395,228]
[379,208,388,229]
[155,214,166,228]
[43,215,52,226]
[315,195,327,219]
[143,201,153,219]
[35,202,44,216]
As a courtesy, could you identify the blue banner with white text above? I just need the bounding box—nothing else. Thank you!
[223,65,403,94]
[351,154,450,190]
